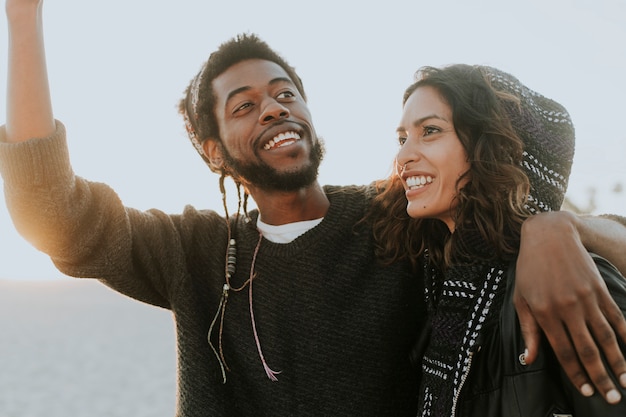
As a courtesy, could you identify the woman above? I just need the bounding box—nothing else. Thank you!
[371,64,626,416]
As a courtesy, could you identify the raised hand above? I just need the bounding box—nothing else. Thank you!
[5,0,55,143]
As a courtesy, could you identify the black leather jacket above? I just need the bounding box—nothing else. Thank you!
[416,254,626,417]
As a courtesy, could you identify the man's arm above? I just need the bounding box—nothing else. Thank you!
[515,210,626,404]
[5,0,55,143]
[584,213,626,274]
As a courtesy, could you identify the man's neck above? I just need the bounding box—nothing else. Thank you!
[249,182,330,226]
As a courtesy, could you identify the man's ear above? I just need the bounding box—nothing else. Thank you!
[202,139,225,172]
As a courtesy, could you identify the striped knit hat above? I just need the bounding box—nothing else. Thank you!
[483,67,576,213]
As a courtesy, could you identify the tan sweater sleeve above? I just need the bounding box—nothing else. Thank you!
[0,121,178,308]
[0,121,73,190]
[0,121,77,250]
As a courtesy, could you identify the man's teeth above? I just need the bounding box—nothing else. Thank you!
[406,175,433,189]
[263,131,301,150]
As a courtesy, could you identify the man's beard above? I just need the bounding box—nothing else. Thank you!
[221,137,326,192]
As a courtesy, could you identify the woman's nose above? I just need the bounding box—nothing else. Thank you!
[396,143,419,169]
[396,140,425,179]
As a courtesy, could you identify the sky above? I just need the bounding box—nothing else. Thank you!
[0,0,625,280]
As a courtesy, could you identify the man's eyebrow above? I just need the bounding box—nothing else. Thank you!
[226,86,252,103]
[226,77,295,103]
[269,77,294,87]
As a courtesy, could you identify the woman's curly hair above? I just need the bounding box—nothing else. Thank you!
[370,64,532,269]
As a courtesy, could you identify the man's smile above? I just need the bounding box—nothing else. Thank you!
[263,131,301,151]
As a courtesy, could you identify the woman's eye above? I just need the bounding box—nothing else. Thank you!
[397,136,407,146]
[423,126,440,136]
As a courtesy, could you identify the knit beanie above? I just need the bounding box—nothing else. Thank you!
[483,67,576,213]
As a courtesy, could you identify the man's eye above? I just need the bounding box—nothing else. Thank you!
[277,91,295,99]
[234,102,252,113]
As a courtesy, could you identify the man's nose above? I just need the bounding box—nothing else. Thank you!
[260,100,290,124]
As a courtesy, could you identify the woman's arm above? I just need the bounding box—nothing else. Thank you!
[515,210,626,404]
[5,0,55,142]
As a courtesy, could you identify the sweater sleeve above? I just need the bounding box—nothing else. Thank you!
[600,214,626,228]
[0,121,191,309]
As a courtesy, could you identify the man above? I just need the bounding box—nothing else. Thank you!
[3,1,626,415]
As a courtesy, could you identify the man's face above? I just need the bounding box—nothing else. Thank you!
[210,59,324,192]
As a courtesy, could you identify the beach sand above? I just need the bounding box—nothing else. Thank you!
[0,279,176,417]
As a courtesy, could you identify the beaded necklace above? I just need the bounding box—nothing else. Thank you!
[207,180,280,383]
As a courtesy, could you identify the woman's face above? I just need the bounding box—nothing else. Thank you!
[395,86,470,231]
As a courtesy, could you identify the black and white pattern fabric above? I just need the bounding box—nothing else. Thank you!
[483,67,575,213]
[419,248,507,417]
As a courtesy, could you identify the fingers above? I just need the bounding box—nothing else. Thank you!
[535,310,597,399]
[574,281,626,400]
[593,295,626,389]
[514,296,540,364]
[537,302,625,404]
[607,299,626,348]
[568,312,624,404]
[514,283,597,395]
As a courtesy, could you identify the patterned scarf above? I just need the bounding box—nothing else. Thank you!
[417,235,507,417]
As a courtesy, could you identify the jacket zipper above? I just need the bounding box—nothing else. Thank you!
[451,348,478,416]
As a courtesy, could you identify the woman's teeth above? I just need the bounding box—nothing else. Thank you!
[406,175,433,189]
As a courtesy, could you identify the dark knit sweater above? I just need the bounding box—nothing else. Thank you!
[0,122,425,417]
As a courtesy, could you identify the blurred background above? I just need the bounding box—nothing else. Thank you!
[0,0,624,281]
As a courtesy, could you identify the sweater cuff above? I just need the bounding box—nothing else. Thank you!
[0,120,74,189]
